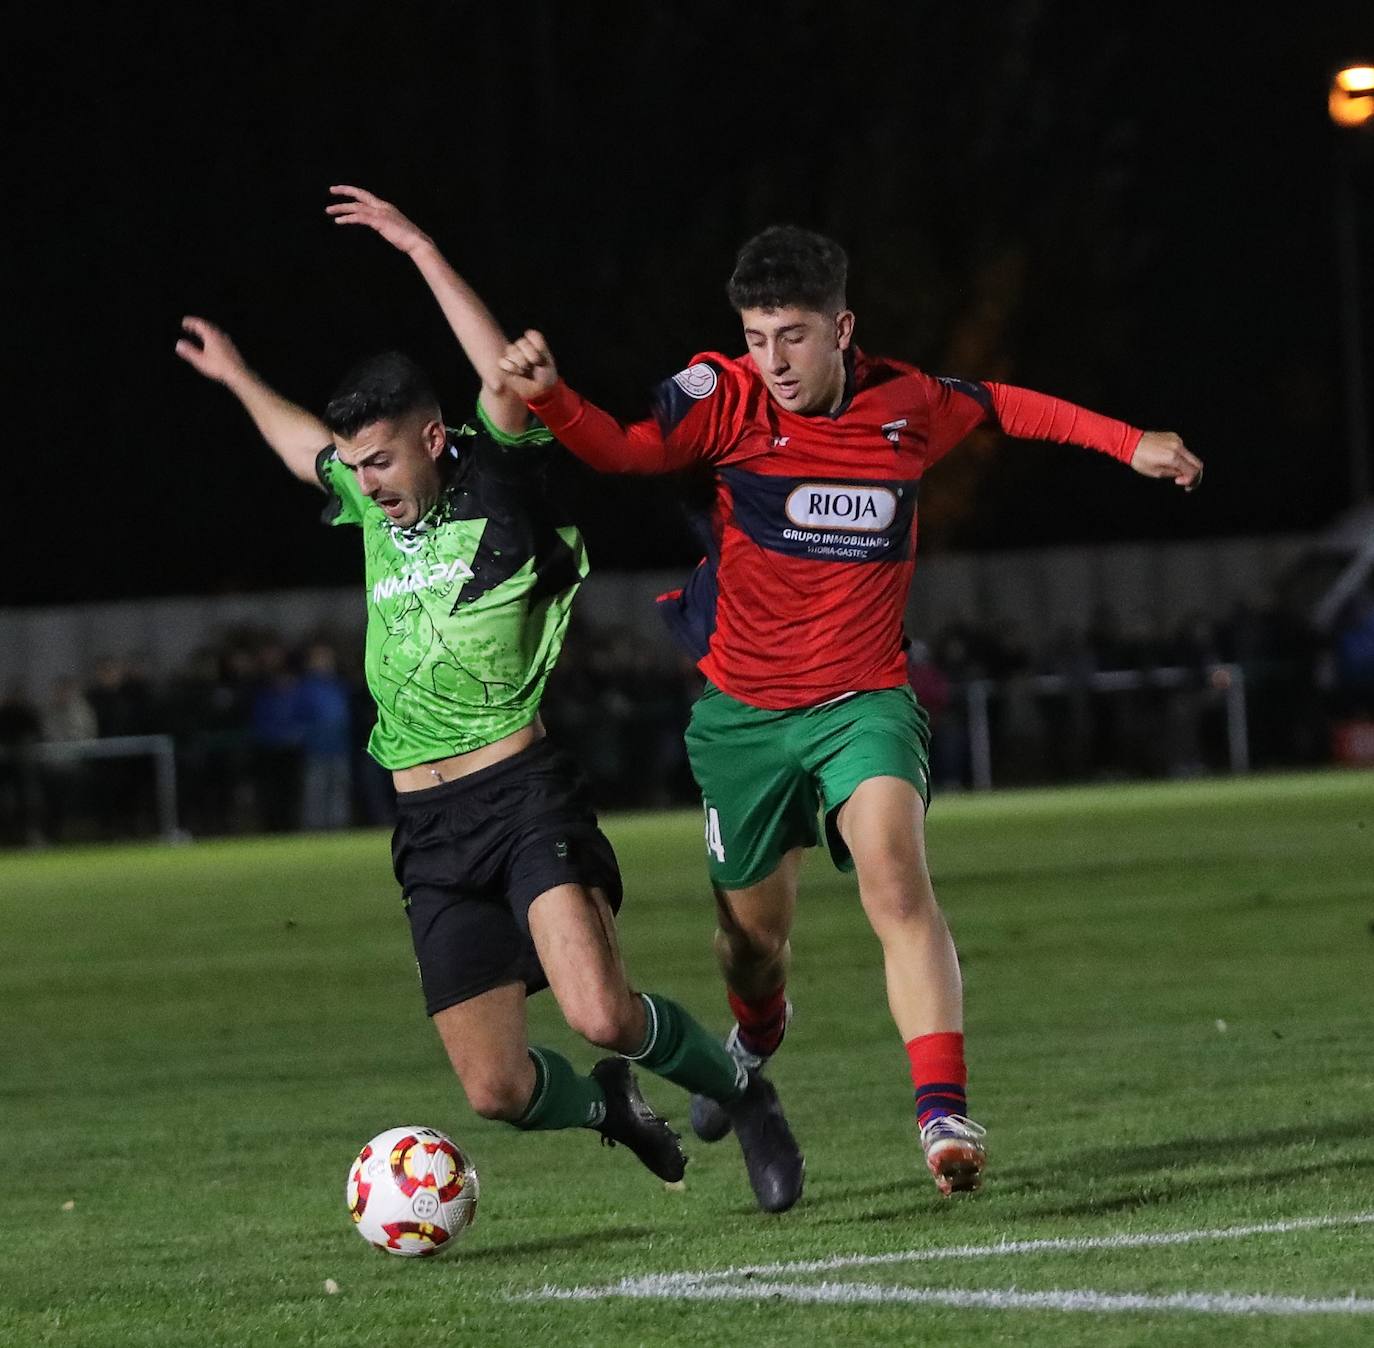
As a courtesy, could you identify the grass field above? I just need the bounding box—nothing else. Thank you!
[2,771,1372,1346]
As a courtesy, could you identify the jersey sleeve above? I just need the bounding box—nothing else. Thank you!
[984,382,1142,463]
[917,373,1143,467]
[467,400,555,485]
[315,446,368,527]
[649,355,749,464]
[919,373,997,466]
[526,352,747,475]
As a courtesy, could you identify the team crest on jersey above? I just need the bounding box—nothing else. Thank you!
[881,418,908,445]
[387,506,447,553]
[671,364,718,400]
[389,526,426,555]
[784,483,898,532]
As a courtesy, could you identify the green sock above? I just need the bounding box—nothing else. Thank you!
[512,1047,607,1131]
[626,993,747,1103]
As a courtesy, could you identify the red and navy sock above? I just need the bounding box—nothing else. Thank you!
[906,1031,968,1126]
[728,985,788,1058]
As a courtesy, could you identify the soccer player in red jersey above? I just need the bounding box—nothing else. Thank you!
[498,226,1204,1196]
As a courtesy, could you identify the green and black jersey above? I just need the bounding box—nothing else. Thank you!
[316,405,587,770]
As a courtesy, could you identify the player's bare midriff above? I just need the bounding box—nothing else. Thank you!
[391,719,545,792]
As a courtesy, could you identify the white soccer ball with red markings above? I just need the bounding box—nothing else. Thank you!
[346,1126,479,1257]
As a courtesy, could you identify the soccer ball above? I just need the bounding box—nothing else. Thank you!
[346,1126,479,1257]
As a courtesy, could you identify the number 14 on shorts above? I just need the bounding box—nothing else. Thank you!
[704,805,726,863]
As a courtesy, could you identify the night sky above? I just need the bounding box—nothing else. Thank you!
[10,2,1373,606]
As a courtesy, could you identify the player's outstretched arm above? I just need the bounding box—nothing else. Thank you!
[326,185,527,437]
[175,318,328,484]
[980,382,1203,492]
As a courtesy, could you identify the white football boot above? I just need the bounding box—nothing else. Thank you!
[919,1113,987,1196]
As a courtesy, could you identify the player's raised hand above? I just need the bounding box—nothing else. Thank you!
[498,330,560,400]
[326,185,434,256]
[1130,431,1204,492]
[175,317,248,384]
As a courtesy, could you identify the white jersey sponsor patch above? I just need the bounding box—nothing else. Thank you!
[784,483,897,532]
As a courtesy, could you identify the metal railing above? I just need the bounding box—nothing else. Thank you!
[962,663,1248,790]
[30,735,185,842]
[0,664,1258,842]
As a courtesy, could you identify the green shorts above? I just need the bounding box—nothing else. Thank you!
[684,682,932,891]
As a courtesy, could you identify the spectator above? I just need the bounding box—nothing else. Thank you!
[87,657,135,737]
[83,656,166,833]
[39,679,99,841]
[168,646,252,835]
[1041,625,1094,779]
[1161,613,1222,777]
[0,683,43,845]
[250,642,301,832]
[1332,588,1374,716]
[907,638,961,789]
[43,678,98,742]
[906,639,950,721]
[295,642,353,830]
[1086,604,1127,671]
[119,655,164,735]
[994,623,1048,784]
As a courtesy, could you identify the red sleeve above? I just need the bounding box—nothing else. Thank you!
[526,380,679,475]
[986,382,1142,464]
[527,353,748,476]
[923,373,996,465]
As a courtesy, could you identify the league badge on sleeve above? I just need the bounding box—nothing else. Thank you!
[672,364,719,400]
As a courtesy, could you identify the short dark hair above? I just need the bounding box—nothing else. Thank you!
[323,351,440,439]
[726,225,848,314]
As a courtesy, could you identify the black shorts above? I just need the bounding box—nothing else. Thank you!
[391,738,623,1016]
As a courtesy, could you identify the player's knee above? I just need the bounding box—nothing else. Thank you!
[716,921,787,967]
[563,991,638,1052]
[461,1073,530,1122]
[746,925,790,965]
[859,868,940,929]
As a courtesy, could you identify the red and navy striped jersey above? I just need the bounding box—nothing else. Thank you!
[528,347,1140,709]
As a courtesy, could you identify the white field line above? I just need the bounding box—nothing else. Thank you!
[520,1210,1374,1307]
[535,1280,1374,1316]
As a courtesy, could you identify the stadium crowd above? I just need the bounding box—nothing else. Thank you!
[1,586,1372,846]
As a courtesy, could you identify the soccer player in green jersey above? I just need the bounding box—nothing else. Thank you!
[174,187,804,1213]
